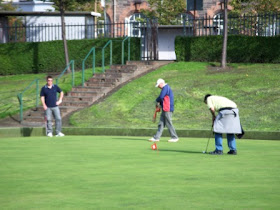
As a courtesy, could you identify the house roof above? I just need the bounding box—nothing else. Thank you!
[0,11,101,17]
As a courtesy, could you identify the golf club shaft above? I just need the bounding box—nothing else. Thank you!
[205,127,213,152]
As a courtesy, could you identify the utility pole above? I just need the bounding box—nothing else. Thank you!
[221,0,228,69]
[94,0,97,37]
[59,0,70,72]
[193,0,196,36]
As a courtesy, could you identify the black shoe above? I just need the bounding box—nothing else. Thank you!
[209,150,223,155]
[227,150,237,155]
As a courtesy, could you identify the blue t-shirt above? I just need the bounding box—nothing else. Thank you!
[40,85,62,108]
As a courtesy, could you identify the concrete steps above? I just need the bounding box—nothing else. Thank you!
[20,61,173,126]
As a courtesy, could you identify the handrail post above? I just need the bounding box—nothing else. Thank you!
[102,47,105,72]
[71,60,75,87]
[17,93,23,122]
[110,40,112,66]
[102,40,113,73]
[36,79,39,108]
[128,37,130,61]
[82,60,85,87]
[93,48,95,74]
[122,40,124,65]
[122,37,130,65]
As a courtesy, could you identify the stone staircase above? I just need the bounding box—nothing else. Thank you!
[21,61,172,126]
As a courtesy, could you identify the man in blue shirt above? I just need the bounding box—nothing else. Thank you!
[149,79,179,142]
[40,75,64,137]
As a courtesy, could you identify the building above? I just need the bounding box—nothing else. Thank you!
[2,0,55,12]
[103,0,233,60]
[105,0,232,25]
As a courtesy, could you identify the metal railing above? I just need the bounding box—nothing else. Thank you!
[181,13,280,37]
[102,40,112,72]
[0,21,143,43]
[1,13,279,44]
[122,36,130,65]
[17,60,75,123]
[17,79,39,122]
[56,60,75,86]
[82,47,95,87]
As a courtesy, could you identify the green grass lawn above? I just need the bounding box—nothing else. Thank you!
[0,136,279,209]
[70,62,280,131]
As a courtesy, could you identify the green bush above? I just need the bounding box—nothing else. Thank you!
[175,35,280,63]
[0,37,140,75]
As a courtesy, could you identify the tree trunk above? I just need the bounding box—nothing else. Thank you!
[59,0,70,72]
[221,0,228,69]
[152,19,158,60]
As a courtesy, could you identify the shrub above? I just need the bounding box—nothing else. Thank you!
[175,35,280,63]
[0,37,140,75]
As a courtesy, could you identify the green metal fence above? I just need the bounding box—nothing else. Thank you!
[17,79,39,122]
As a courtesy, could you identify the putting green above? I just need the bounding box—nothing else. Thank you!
[0,136,279,209]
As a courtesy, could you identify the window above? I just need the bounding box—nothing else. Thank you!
[125,13,145,37]
[213,13,223,35]
[187,0,203,11]
[177,13,194,26]
[97,14,111,37]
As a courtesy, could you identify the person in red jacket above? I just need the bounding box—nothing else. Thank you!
[149,79,179,143]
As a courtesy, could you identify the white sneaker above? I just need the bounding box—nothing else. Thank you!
[55,132,65,137]
[47,133,53,137]
[148,137,159,142]
[168,138,179,143]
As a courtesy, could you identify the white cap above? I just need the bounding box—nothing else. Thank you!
[155,78,165,87]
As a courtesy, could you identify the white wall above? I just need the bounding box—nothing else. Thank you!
[12,1,55,12]
[25,16,94,42]
[158,28,183,60]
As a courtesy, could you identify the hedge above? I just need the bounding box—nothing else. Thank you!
[0,37,141,75]
[175,35,280,63]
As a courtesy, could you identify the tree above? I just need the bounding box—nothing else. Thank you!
[141,0,186,25]
[52,0,97,72]
[140,0,186,60]
[230,0,280,15]
[221,0,228,69]
[53,0,98,12]
[0,0,17,11]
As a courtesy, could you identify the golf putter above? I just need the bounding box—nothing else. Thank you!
[203,127,213,154]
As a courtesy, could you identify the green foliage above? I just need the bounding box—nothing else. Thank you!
[175,35,280,63]
[230,0,280,15]
[0,0,17,11]
[140,0,186,25]
[70,62,280,131]
[52,0,99,12]
[0,136,279,209]
[0,37,140,75]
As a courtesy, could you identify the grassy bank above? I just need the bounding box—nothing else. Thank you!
[70,62,280,131]
[0,67,104,119]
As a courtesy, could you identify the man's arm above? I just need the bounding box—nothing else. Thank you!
[41,96,48,111]
[209,107,216,126]
[56,91,64,106]
[156,87,167,102]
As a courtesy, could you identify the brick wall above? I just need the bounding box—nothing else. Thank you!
[105,0,233,23]
[106,0,150,23]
